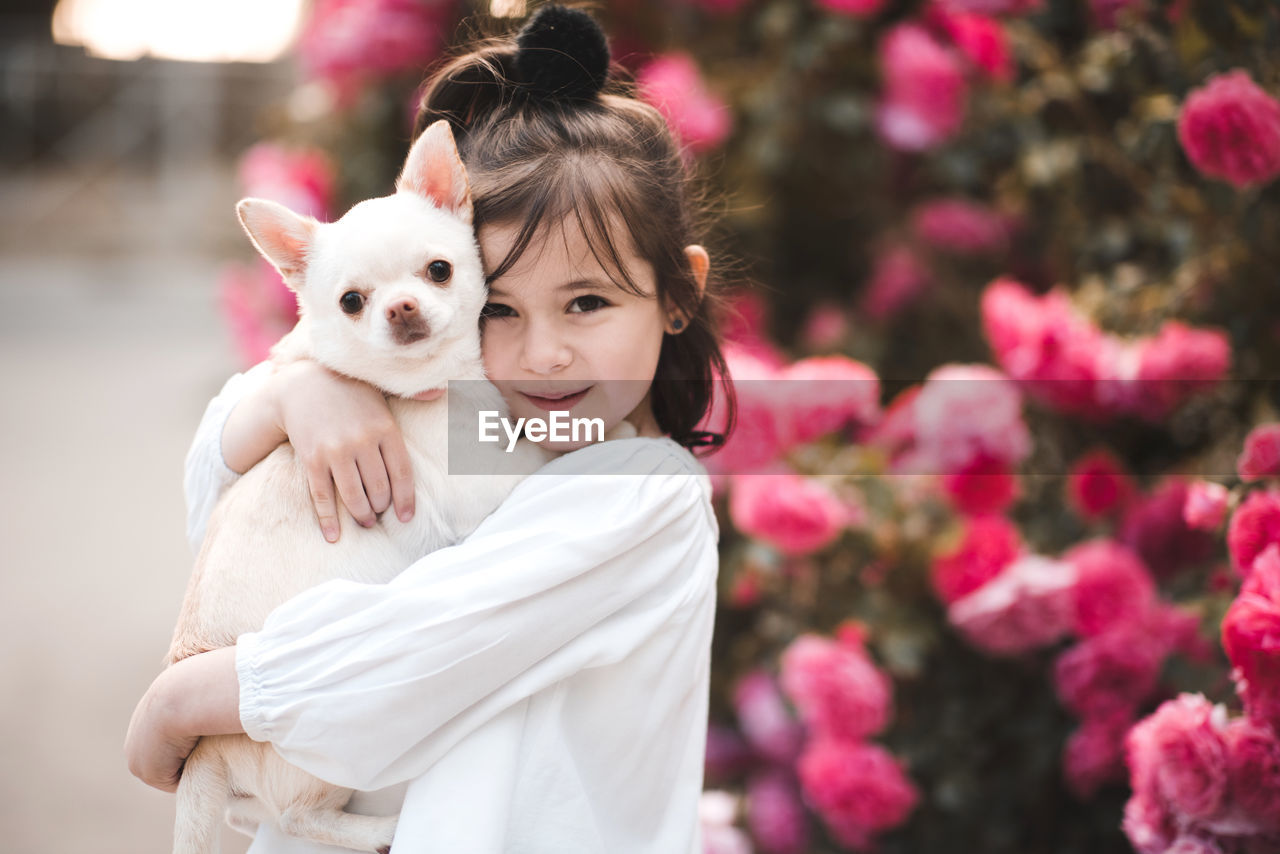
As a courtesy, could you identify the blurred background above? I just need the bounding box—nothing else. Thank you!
[1,1,289,851]
[4,0,1280,852]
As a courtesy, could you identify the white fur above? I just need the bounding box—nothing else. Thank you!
[167,121,554,854]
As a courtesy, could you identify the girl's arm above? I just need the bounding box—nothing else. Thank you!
[130,439,717,793]
[125,648,242,793]
[183,361,271,551]
[184,359,416,548]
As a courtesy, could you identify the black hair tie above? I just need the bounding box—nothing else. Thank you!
[514,4,610,103]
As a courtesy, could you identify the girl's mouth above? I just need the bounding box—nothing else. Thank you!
[520,387,591,412]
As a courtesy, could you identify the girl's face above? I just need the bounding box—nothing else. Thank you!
[478,216,668,451]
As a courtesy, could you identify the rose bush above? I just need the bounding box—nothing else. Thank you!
[231,0,1280,851]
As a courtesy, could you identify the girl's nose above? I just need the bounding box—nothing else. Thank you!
[518,325,573,375]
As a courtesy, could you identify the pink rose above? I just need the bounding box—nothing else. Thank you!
[1222,544,1280,725]
[1120,478,1217,578]
[777,356,881,447]
[1227,489,1280,577]
[862,385,921,463]
[637,53,733,154]
[1178,69,1280,189]
[1063,709,1134,799]
[948,554,1078,655]
[1239,424,1280,483]
[990,289,1225,422]
[729,473,853,556]
[1185,481,1231,531]
[1054,628,1163,718]
[1066,449,1136,521]
[929,9,1014,83]
[1224,716,1280,832]
[874,24,968,152]
[220,259,301,367]
[910,198,1011,254]
[799,303,849,353]
[733,670,804,764]
[1126,694,1230,821]
[1154,602,1214,664]
[745,770,810,854]
[704,346,786,476]
[1062,538,1156,638]
[859,242,933,321]
[299,0,449,95]
[931,514,1023,605]
[913,363,1030,475]
[1122,790,1178,854]
[796,738,918,849]
[1129,321,1231,422]
[931,0,1045,14]
[238,143,335,220]
[980,278,1104,418]
[780,634,892,742]
[1167,836,1226,854]
[940,454,1020,516]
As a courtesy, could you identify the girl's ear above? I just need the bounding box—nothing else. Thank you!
[684,245,710,296]
[236,198,318,287]
[397,119,474,225]
[667,244,710,333]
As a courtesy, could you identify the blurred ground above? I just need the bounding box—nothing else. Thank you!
[0,159,253,853]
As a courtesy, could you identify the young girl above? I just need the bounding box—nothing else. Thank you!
[126,5,736,853]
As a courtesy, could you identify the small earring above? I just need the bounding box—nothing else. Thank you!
[671,318,684,332]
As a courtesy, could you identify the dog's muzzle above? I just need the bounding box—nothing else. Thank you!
[387,299,430,345]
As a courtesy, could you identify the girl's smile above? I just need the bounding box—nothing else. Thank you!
[516,386,592,411]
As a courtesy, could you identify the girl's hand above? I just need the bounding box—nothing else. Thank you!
[125,648,243,793]
[224,359,416,542]
[273,361,416,542]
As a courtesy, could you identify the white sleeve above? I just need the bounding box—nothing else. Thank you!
[235,439,716,792]
[183,360,274,553]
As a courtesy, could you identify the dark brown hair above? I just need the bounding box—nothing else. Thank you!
[410,14,735,453]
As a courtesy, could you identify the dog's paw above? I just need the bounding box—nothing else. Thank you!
[604,419,638,441]
[370,815,397,854]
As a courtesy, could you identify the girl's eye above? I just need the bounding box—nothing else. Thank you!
[481,302,515,320]
[426,260,452,283]
[340,291,365,315]
[568,295,609,314]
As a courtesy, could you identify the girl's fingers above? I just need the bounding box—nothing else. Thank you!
[331,458,376,530]
[304,462,342,543]
[381,436,416,523]
[356,448,393,516]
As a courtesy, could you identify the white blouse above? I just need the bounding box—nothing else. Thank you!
[182,367,720,854]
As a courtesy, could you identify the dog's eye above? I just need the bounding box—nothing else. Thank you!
[340,291,365,315]
[426,261,452,283]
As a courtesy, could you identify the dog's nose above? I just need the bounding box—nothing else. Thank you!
[386,298,419,323]
[386,296,429,345]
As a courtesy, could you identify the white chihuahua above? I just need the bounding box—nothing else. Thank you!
[166,121,558,853]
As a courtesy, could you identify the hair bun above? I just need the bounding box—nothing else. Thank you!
[514,4,610,103]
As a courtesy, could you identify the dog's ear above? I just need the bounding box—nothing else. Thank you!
[396,120,473,225]
[236,198,318,286]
